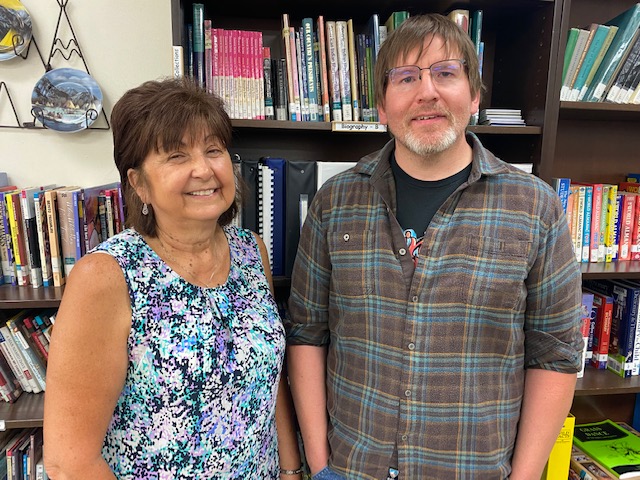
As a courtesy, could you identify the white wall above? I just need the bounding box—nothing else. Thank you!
[0,0,173,187]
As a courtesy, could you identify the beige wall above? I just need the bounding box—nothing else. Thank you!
[0,0,173,187]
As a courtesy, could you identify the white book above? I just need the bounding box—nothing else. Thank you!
[335,21,352,121]
[325,21,343,121]
[316,161,357,190]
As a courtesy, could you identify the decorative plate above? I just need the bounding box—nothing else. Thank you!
[0,0,32,61]
[31,68,104,133]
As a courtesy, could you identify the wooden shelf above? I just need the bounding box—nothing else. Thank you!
[560,101,640,121]
[0,393,44,430]
[231,119,542,135]
[0,285,63,309]
[581,261,640,279]
[575,368,640,396]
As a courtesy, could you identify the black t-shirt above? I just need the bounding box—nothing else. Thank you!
[391,153,471,263]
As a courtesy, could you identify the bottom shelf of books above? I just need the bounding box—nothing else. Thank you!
[0,393,44,430]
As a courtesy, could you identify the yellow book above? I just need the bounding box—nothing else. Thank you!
[542,413,575,480]
[605,185,618,262]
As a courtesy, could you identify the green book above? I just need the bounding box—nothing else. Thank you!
[569,24,611,101]
[574,419,640,478]
[562,28,581,84]
[384,11,409,33]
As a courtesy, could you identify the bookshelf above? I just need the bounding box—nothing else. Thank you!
[0,0,637,438]
[166,0,640,425]
[0,286,59,429]
[551,0,640,425]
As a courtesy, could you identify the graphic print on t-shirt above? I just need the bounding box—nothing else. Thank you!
[404,228,423,267]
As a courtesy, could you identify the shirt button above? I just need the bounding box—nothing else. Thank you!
[405,390,412,397]
[408,343,415,350]
[343,233,350,242]
[412,295,418,302]
[401,434,408,441]
[399,248,406,256]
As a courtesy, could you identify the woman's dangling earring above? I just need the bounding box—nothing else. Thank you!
[142,203,149,216]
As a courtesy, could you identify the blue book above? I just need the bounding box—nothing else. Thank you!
[192,4,205,87]
[552,177,571,214]
[302,18,319,121]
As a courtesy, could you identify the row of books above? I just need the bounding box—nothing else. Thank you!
[580,279,640,379]
[552,176,640,264]
[560,3,640,103]
[0,310,55,400]
[0,183,124,288]
[235,156,354,277]
[182,6,487,124]
[0,427,46,480]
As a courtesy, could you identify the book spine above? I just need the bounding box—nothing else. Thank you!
[325,21,342,121]
[317,16,331,122]
[589,184,603,262]
[192,3,205,87]
[282,14,296,121]
[275,58,289,121]
[347,20,360,122]
[302,18,319,122]
[605,185,618,262]
[44,190,64,287]
[0,192,16,284]
[204,19,213,93]
[296,29,309,121]
[21,190,43,288]
[581,185,593,262]
[263,48,275,120]
[335,21,352,122]
[619,194,636,260]
[33,191,52,287]
[7,193,29,286]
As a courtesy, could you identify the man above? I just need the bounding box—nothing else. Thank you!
[286,13,583,480]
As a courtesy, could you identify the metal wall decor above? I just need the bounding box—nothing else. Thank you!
[0,0,110,131]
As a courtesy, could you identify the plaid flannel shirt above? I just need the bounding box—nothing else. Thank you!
[287,133,582,480]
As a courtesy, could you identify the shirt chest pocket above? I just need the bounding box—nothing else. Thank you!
[328,231,374,298]
[449,235,531,312]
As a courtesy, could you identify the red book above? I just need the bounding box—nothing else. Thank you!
[584,289,613,369]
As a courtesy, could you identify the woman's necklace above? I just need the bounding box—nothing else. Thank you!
[157,236,227,288]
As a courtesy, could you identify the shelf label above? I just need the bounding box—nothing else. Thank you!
[331,122,387,133]
[0,420,5,431]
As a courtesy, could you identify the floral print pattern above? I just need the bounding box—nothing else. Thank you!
[95,226,285,479]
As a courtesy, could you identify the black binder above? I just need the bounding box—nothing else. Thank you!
[285,160,317,277]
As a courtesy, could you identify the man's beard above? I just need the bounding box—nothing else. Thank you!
[392,112,466,156]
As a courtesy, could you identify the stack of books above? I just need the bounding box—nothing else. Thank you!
[478,109,525,126]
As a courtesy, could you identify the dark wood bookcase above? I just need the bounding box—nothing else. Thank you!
[1,0,638,434]
[0,287,62,429]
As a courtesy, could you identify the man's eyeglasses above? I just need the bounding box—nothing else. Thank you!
[386,59,467,90]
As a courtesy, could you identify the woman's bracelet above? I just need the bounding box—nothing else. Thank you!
[280,465,304,475]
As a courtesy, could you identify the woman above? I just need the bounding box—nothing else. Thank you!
[44,78,303,479]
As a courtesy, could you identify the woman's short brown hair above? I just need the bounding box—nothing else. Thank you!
[110,77,238,236]
[374,13,482,109]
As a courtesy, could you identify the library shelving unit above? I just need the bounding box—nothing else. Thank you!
[169,0,640,425]
[0,286,62,430]
[552,0,640,425]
